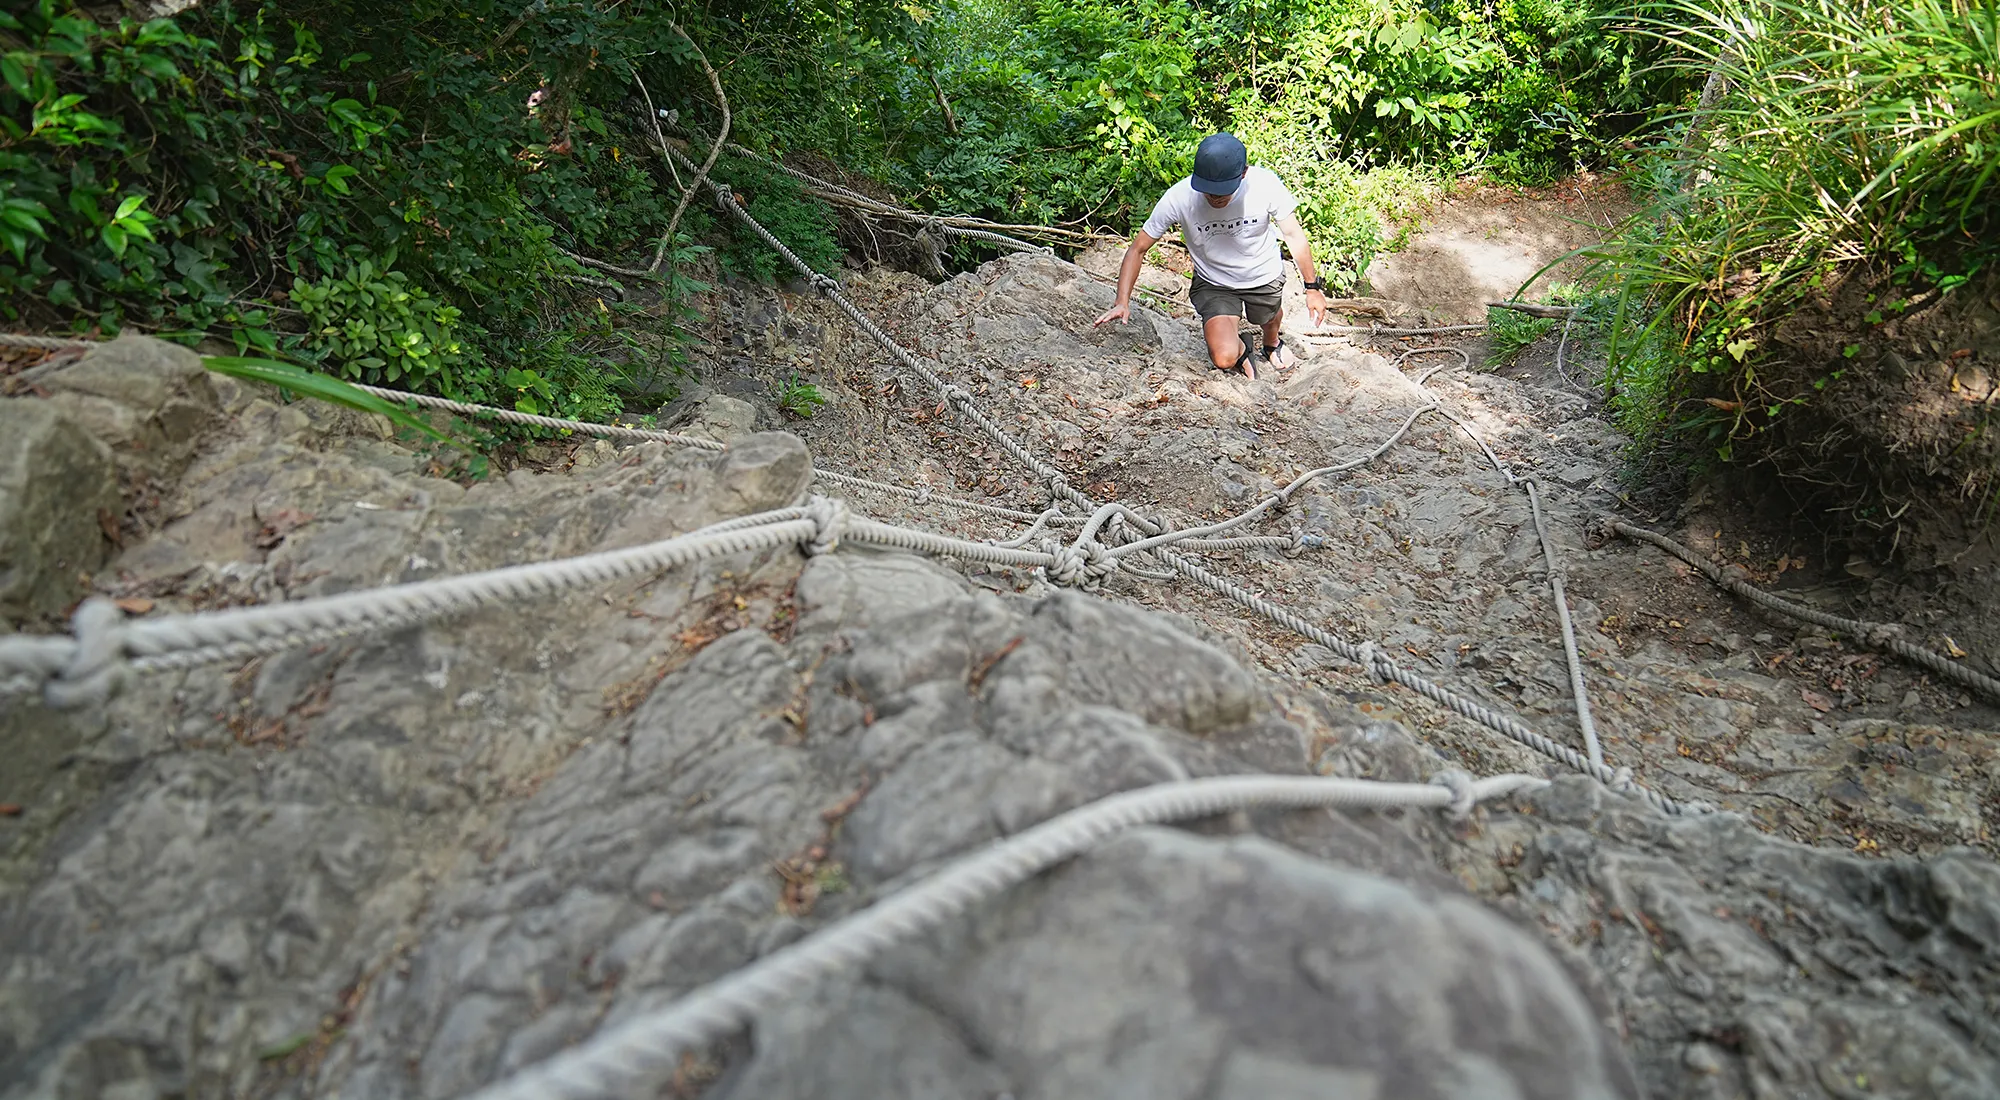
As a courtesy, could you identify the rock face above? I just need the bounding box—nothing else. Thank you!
[0,398,118,622]
[2,302,1999,1100]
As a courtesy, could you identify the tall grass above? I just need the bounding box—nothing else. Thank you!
[1588,0,2000,443]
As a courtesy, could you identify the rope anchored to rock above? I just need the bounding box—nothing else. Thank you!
[1603,518,2000,702]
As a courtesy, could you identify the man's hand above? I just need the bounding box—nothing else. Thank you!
[1304,288,1328,329]
[1094,301,1132,327]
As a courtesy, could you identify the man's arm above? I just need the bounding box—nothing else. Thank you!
[1274,214,1328,328]
[1093,228,1160,327]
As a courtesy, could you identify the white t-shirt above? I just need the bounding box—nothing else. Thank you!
[1142,165,1298,289]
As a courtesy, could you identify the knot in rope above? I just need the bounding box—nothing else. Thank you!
[808,273,841,298]
[937,383,974,409]
[1584,515,1617,549]
[1354,641,1392,685]
[1040,539,1118,588]
[1863,622,1905,647]
[1609,766,1637,795]
[1285,529,1324,558]
[1429,769,1478,820]
[803,495,849,556]
[44,597,131,709]
[913,486,932,506]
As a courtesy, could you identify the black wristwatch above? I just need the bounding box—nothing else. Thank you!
[1301,277,1324,291]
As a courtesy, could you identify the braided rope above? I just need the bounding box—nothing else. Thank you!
[809,469,1054,522]
[463,770,1547,1100]
[681,148,1704,810]
[1608,520,2000,701]
[0,333,95,351]
[345,384,726,451]
[1148,543,1708,815]
[658,120,1096,249]
[0,510,826,706]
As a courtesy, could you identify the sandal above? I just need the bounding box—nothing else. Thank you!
[1234,342,1257,381]
[1263,335,1297,371]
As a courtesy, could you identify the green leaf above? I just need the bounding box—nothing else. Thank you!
[0,207,46,238]
[114,194,144,219]
[1,55,29,100]
[101,223,128,258]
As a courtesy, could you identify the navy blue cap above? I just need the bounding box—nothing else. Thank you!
[1191,133,1248,195]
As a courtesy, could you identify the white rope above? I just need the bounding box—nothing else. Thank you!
[0,498,1284,706]
[462,770,1547,1100]
[1606,519,2000,701]
[345,384,726,451]
[1404,359,1604,769]
[667,147,1703,812]
[0,507,828,707]
[0,332,95,351]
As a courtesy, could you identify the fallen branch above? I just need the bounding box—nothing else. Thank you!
[1487,300,1576,318]
[644,24,730,275]
[555,244,652,281]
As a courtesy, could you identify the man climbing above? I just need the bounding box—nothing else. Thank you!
[1093,132,1329,380]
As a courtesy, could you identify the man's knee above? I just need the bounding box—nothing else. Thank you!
[1205,332,1243,368]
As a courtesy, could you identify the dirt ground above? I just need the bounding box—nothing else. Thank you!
[1363,175,1632,322]
[557,179,1999,859]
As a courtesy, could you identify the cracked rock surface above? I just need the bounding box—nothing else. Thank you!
[2,285,1998,1100]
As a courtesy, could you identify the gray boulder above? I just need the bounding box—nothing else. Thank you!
[35,333,221,491]
[0,398,118,623]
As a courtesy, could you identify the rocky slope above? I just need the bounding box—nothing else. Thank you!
[1,249,1997,1100]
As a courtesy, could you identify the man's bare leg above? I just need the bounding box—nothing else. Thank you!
[1203,315,1255,380]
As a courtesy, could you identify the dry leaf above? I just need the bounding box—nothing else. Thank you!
[1943,636,1968,658]
[0,803,22,817]
[1704,398,1742,412]
[1802,689,1835,713]
[113,597,155,615]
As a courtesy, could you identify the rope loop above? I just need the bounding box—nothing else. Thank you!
[937,382,974,407]
[711,183,735,211]
[803,495,849,556]
[43,598,131,709]
[1609,766,1637,795]
[808,273,841,298]
[1430,769,1478,820]
[1285,528,1324,558]
[913,486,932,506]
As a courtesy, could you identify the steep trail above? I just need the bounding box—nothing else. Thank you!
[741,247,1999,858]
[4,179,2000,1100]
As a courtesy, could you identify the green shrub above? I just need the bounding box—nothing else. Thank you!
[290,261,471,390]
[1590,0,2000,447]
[1484,310,1558,369]
[776,374,827,419]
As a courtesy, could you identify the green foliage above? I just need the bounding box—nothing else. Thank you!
[1,0,1682,440]
[776,374,827,419]
[0,0,805,429]
[290,260,469,389]
[1484,310,1559,369]
[714,158,844,285]
[1589,0,2000,448]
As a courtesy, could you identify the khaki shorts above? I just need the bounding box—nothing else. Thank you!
[1190,272,1285,325]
